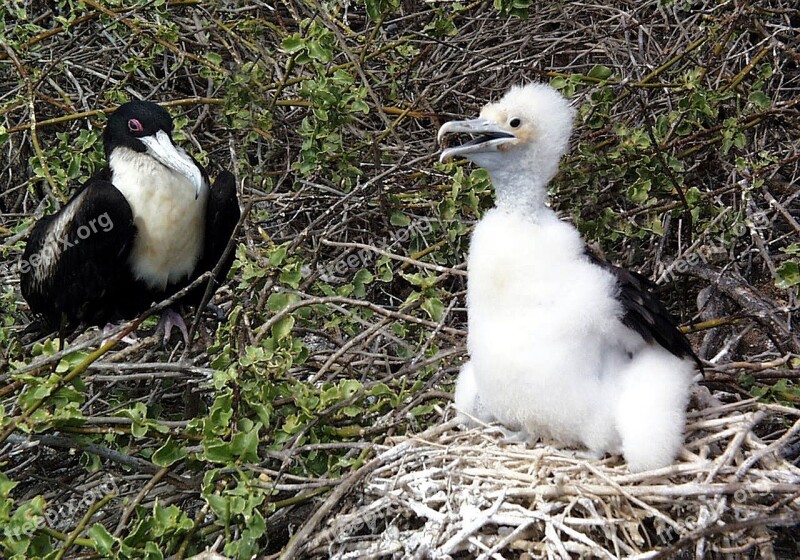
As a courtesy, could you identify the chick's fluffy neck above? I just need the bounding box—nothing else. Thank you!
[488,165,552,219]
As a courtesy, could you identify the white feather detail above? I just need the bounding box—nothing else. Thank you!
[110,147,208,290]
[31,190,86,289]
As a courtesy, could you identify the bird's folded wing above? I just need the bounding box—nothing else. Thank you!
[198,170,239,276]
[584,249,702,370]
[21,179,136,327]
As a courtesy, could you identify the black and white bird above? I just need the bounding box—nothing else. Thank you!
[438,83,700,472]
[21,100,240,339]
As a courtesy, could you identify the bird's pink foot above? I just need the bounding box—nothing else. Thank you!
[157,308,190,345]
[102,323,139,345]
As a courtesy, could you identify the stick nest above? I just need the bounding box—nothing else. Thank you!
[304,399,800,559]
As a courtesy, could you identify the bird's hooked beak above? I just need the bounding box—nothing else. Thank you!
[437,118,516,163]
[139,130,204,199]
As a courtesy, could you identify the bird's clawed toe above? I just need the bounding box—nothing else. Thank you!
[489,425,535,445]
[102,323,138,345]
[157,308,190,345]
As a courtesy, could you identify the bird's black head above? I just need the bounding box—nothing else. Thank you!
[103,100,205,198]
[104,101,174,157]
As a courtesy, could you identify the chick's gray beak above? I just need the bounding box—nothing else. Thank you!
[140,130,205,199]
[437,118,516,162]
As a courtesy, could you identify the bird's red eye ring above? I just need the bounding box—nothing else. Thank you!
[127,119,143,133]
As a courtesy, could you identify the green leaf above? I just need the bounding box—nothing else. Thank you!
[627,178,651,204]
[205,492,230,523]
[339,379,362,398]
[280,35,305,54]
[367,383,394,398]
[550,76,567,90]
[203,438,234,463]
[269,244,288,266]
[306,40,331,63]
[587,65,613,80]
[55,351,89,373]
[279,267,303,288]
[152,502,193,536]
[780,243,800,257]
[271,315,295,340]
[748,90,770,110]
[87,523,118,555]
[354,269,373,285]
[364,0,382,20]
[421,297,445,322]
[351,99,369,114]
[390,211,411,227]
[206,392,234,435]
[353,268,374,297]
[775,261,800,289]
[66,155,82,179]
[0,472,18,496]
[152,437,187,467]
[267,292,299,312]
[230,423,261,463]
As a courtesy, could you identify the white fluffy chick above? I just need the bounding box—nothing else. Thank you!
[439,83,700,472]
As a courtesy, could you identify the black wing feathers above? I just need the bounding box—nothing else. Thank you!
[584,250,702,369]
[182,170,240,307]
[21,180,136,329]
[199,170,240,281]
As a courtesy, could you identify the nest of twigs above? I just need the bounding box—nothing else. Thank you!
[297,399,800,559]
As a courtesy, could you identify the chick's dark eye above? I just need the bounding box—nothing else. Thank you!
[127,119,143,133]
[509,118,521,128]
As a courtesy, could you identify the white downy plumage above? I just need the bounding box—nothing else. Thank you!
[439,83,697,472]
[110,144,208,290]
